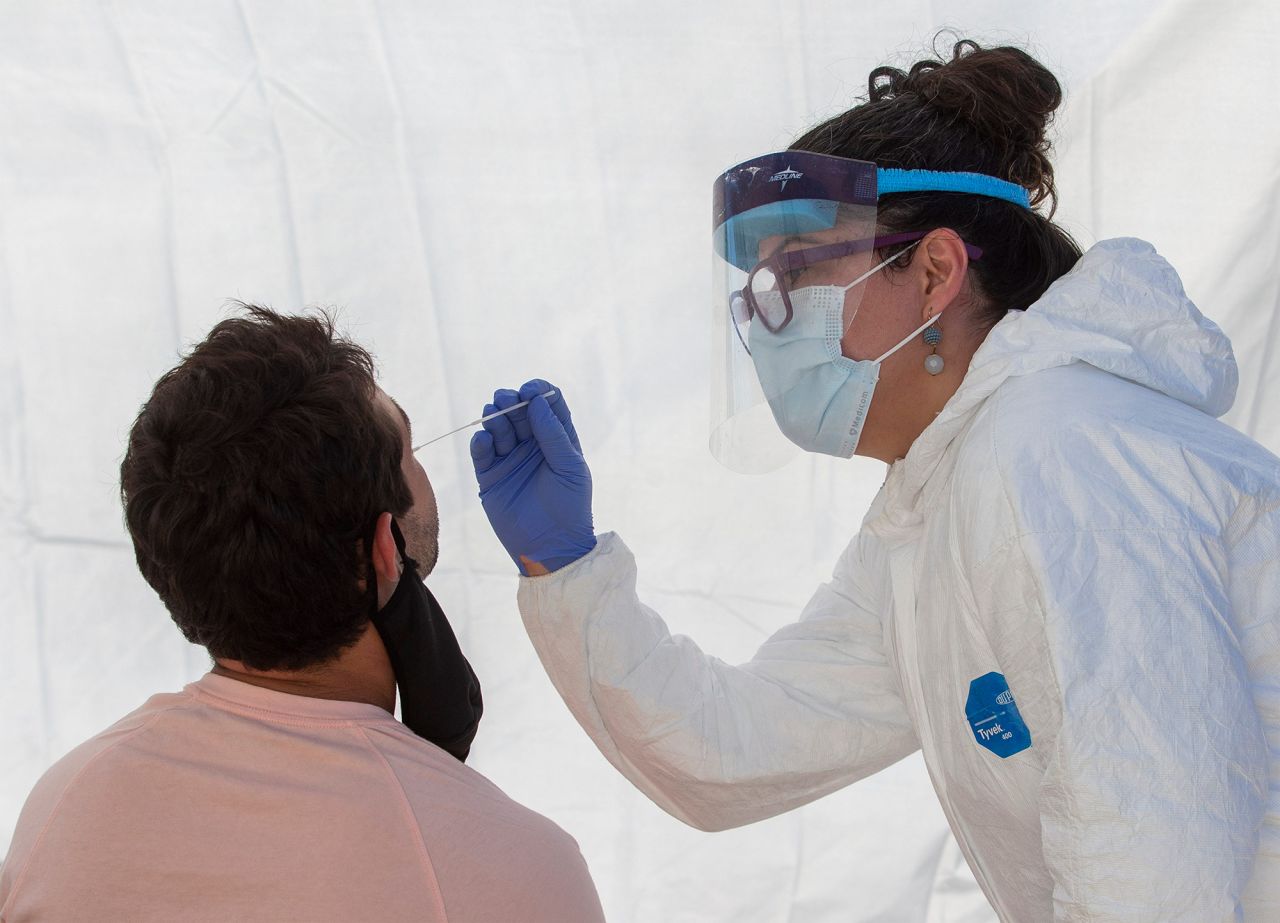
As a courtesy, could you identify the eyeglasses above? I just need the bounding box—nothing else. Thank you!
[734,231,984,335]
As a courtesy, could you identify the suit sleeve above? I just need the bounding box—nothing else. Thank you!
[516,530,919,832]
[989,525,1268,920]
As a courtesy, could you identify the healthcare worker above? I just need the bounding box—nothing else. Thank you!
[469,40,1279,920]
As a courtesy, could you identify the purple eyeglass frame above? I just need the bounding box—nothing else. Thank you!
[741,230,984,334]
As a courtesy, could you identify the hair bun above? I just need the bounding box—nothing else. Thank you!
[867,39,1063,209]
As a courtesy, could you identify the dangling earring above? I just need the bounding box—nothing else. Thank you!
[923,320,944,375]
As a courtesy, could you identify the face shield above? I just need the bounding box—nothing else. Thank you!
[710,151,880,474]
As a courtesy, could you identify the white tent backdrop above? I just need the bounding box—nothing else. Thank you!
[1,1,1277,919]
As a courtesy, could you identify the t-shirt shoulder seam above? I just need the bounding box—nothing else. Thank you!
[358,727,578,841]
[1,706,179,914]
[355,725,450,919]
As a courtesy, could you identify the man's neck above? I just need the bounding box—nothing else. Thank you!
[211,623,396,713]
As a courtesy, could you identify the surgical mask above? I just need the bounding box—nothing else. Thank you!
[369,520,484,762]
[748,252,941,459]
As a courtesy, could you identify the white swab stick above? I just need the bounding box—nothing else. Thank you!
[412,390,558,451]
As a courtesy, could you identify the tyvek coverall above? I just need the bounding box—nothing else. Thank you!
[517,239,1279,920]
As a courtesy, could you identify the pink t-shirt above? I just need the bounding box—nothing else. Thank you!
[0,673,604,922]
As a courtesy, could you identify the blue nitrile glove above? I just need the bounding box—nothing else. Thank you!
[469,379,596,575]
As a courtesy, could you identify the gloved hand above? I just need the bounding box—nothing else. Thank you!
[470,379,596,575]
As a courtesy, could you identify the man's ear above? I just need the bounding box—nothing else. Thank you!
[918,228,970,322]
[370,511,401,585]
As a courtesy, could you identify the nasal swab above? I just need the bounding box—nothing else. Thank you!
[413,390,558,451]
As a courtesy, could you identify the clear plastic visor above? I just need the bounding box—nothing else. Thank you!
[711,192,879,473]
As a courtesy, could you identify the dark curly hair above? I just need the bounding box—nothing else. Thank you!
[791,37,1083,331]
[120,304,413,671]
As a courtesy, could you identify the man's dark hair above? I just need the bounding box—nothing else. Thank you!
[120,304,412,670]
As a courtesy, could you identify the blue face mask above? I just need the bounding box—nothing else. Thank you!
[748,252,942,459]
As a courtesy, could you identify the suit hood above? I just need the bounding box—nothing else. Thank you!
[876,237,1238,526]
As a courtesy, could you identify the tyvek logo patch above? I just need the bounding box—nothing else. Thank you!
[965,672,1032,758]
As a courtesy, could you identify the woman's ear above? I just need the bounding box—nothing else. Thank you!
[918,228,970,322]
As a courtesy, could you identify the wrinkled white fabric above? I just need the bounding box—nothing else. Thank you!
[517,238,1280,921]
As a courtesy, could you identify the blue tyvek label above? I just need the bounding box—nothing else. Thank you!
[965,672,1032,758]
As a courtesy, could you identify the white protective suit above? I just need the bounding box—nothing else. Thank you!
[517,239,1280,920]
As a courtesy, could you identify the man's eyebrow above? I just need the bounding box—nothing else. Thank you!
[389,396,412,438]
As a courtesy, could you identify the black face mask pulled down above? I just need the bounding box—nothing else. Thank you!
[369,521,483,762]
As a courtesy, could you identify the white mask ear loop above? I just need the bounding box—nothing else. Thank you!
[839,240,922,295]
[838,240,923,340]
[875,309,946,364]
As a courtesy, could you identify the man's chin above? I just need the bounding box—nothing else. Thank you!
[415,545,439,578]
[401,519,439,577]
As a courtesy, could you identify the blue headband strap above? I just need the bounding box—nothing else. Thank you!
[877,168,1032,210]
